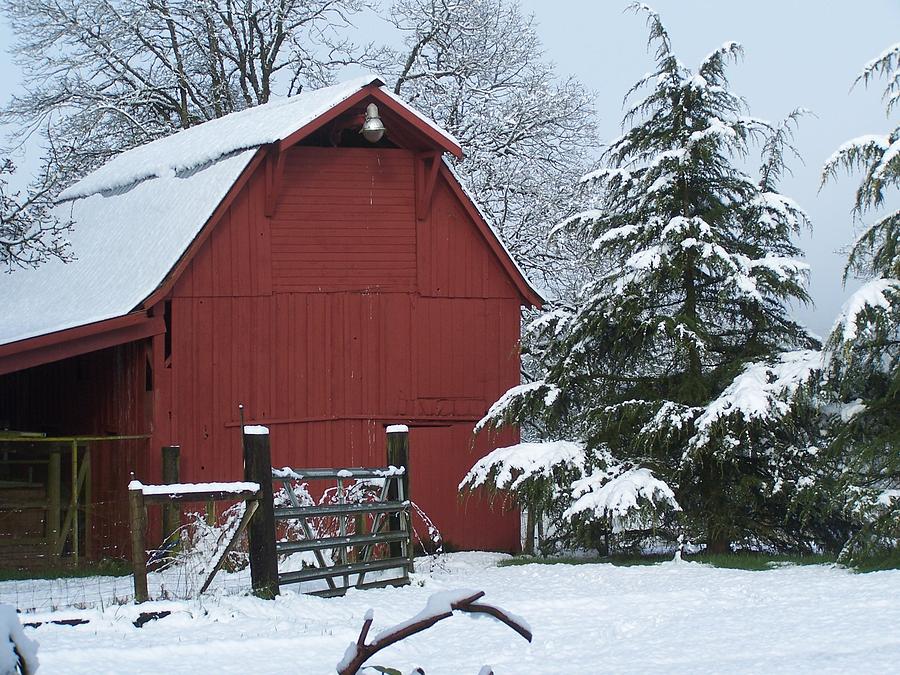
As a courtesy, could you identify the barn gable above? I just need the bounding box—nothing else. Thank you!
[173,148,522,300]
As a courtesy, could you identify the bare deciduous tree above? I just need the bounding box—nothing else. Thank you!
[1,0,372,192]
[383,0,598,299]
[0,160,71,269]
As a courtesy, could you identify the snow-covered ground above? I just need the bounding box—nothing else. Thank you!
[7,552,900,674]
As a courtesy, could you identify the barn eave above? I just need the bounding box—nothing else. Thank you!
[0,311,164,377]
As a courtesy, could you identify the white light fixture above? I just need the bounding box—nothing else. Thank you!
[361,103,385,143]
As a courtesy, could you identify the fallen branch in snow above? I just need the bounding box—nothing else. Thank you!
[22,618,88,629]
[336,590,532,674]
[133,611,172,628]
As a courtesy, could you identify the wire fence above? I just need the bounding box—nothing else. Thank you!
[0,480,448,612]
[0,502,252,612]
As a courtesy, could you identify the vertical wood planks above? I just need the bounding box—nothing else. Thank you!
[161,446,180,540]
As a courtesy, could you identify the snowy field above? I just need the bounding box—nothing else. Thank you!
[7,552,900,674]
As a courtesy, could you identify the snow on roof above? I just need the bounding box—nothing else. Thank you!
[0,149,255,346]
[64,75,359,200]
[60,74,459,202]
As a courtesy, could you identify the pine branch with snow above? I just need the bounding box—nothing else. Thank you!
[819,39,900,565]
[857,43,900,112]
[821,42,899,281]
[564,467,681,535]
[460,440,587,553]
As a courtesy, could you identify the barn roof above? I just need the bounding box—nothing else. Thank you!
[0,149,254,349]
[0,75,540,359]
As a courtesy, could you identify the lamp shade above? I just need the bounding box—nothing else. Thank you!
[361,103,385,143]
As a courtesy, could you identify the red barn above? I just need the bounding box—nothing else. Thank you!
[0,76,541,562]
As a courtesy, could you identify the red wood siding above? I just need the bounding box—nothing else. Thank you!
[271,147,417,293]
[157,293,519,469]
[152,143,526,551]
[409,424,520,552]
[413,297,520,409]
[173,168,272,298]
[418,179,518,299]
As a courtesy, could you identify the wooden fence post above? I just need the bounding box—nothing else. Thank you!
[386,425,410,558]
[128,481,149,603]
[70,441,78,565]
[161,445,181,541]
[243,426,279,598]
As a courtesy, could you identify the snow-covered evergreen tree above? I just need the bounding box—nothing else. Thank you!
[820,42,900,563]
[481,5,818,553]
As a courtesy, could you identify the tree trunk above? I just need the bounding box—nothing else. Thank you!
[523,506,535,555]
[703,458,731,555]
[706,526,731,555]
[536,513,545,554]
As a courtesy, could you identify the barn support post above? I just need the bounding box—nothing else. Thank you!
[83,447,92,561]
[128,482,149,603]
[386,425,410,559]
[70,440,78,564]
[47,449,61,559]
[243,426,279,598]
[161,446,181,542]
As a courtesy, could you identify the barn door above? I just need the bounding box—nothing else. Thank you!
[404,424,519,553]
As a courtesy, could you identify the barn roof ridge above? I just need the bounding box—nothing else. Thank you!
[59,74,461,202]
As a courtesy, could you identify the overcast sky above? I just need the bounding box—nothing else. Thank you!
[1,1,898,337]
[512,0,899,338]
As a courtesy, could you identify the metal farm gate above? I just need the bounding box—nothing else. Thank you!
[272,466,413,597]
[126,425,415,602]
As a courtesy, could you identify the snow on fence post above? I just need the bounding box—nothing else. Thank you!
[161,445,181,541]
[386,425,410,559]
[127,479,149,603]
[243,425,279,598]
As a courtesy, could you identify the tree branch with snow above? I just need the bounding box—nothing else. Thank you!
[817,38,900,565]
